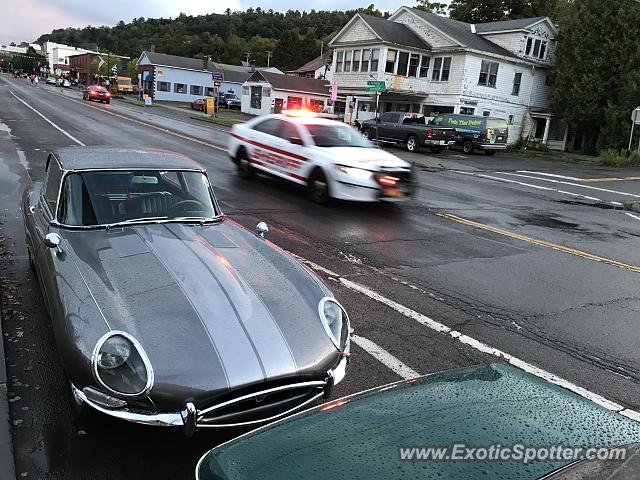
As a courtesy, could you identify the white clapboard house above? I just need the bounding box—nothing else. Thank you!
[329,7,566,149]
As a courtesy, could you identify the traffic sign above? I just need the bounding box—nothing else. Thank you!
[632,107,640,124]
[212,72,224,82]
[366,80,386,92]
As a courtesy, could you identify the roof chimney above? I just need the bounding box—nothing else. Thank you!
[251,64,256,72]
[470,24,476,34]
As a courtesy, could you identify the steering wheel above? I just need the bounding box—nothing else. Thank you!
[168,200,205,214]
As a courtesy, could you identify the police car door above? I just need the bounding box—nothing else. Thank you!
[272,119,308,185]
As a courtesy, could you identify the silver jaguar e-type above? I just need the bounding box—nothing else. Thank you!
[22,146,351,436]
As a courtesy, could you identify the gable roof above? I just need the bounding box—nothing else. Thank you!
[288,53,330,74]
[246,71,329,96]
[139,51,211,71]
[474,17,549,33]
[404,8,517,57]
[359,14,431,49]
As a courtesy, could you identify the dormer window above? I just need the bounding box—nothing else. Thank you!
[525,36,548,60]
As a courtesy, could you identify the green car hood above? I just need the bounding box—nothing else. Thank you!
[197,364,640,479]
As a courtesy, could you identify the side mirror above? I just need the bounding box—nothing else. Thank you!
[44,232,62,253]
[289,136,304,146]
[256,222,269,239]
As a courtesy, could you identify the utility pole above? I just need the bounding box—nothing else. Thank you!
[320,42,323,57]
[246,52,250,64]
[266,51,271,67]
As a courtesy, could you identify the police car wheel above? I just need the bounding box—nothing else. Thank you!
[237,150,253,179]
[308,171,330,204]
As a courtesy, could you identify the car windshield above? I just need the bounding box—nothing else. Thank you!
[305,124,372,148]
[58,170,219,227]
[486,119,508,129]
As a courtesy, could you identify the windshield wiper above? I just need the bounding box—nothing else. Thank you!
[104,216,169,230]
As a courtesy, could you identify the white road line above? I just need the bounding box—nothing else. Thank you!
[456,171,606,203]
[351,335,420,379]
[499,172,640,198]
[625,212,640,222]
[10,91,85,146]
[518,171,583,181]
[291,253,640,419]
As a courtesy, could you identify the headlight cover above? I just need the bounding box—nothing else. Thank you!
[338,166,372,180]
[92,331,154,398]
[318,297,351,352]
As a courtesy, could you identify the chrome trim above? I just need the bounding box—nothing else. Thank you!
[198,381,326,417]
[91,331,155,399]
[182,402,197,437]
[71,383,185,427]
[318,297,351,352]
[197,390,324,429]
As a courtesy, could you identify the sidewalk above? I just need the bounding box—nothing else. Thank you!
[0,306,15,480]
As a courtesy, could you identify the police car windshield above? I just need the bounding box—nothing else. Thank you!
[305,124,371,148]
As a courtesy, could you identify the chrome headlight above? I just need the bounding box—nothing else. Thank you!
[92,331,154,398]
[318,297,351,352]
[338,166,372,180]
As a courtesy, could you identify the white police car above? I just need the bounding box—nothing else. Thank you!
[227,111,414,203]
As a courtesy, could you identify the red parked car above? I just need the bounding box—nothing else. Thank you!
[82,85,112,104]
[191,98,206,111]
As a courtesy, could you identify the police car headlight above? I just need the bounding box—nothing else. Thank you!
[338,166,372,180]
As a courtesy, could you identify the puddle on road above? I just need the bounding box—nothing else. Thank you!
[555,199,619,210]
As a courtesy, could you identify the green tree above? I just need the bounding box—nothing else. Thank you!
[415,0,448,15]
[551,0,640,152]
[449,0,506,22]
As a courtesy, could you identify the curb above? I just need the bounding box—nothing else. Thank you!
[0,279,16,480]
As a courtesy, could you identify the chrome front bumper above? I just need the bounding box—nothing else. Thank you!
[72,355,349,436]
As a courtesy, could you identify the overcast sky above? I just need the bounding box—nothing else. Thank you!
[1,0,411,45]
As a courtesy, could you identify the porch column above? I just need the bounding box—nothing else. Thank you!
[542,117,551,145]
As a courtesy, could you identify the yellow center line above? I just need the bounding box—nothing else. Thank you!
[437,213,640,274]
[579,176,640,183]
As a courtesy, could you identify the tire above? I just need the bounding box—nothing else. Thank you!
[361,129,372,140]
[105,100,110,104]
[485,150,496,156]
[405,135,419,153]
[237,149,253,179]
[462,141,474,154]
[430,146,443,154]
[308,170,330,205]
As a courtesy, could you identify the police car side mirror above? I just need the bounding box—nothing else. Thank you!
[289,136,304,146]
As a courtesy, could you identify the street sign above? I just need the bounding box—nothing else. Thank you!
[331,81,338,101]
[366,80,386,92]
[213,72,224,82]
[632,107,640,124]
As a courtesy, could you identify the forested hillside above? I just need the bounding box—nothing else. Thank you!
[36,6,387,71]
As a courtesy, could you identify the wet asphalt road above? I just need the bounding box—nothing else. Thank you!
[2,74,640,478]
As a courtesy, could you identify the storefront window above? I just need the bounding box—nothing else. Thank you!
[250,86,262,109]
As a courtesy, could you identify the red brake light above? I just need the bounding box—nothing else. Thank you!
[378,176,399,186]
[89,90,96,95]
[426,130,433,138]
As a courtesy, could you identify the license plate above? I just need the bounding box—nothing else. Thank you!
[383,187,406,198]
[439,140,447,145]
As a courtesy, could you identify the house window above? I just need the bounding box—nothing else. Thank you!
[408,54,420,77]
[336,51,343,73]
[250,86,262,108]
[525,37,533,55]
[545,73,553,86]
[344,50,352,73]
[419,56,430,78]
[370,49,379,72]
[361,49,370,72]
[539,42,547,59]
[397,52,409,76]
[460,107,475,115]
[508,115,514,125]
[353,50,361,72]
[483,110,490,116]
[174,83,186,94]
[512,72,522,96]
[385,50,397,73]
[157,81,170,92]
[190,85,203,95]
[432,57,451,81]
[309,99,324,112]
[478,60,499,87]
[533,39,541,58]
[242,86,249,95]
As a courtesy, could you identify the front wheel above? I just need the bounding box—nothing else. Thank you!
[308,171,330,205]
[237,149,253,179]
[362,129,372,140]
[405,135,419,152]
[462,141,474,154]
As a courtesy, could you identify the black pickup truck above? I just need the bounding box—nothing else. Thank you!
[360,112,456,153]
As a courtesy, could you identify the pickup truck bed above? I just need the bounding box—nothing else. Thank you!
[360,112,456,153]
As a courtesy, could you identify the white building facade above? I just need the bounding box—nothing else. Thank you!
[42,42,97,75]
[329,8,565,149]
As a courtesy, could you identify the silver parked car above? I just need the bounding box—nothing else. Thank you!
[23,146,351,436]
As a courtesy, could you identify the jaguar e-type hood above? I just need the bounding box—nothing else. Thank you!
[62,220,337,407]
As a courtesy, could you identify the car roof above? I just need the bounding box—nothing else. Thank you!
[53,146,204,171]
